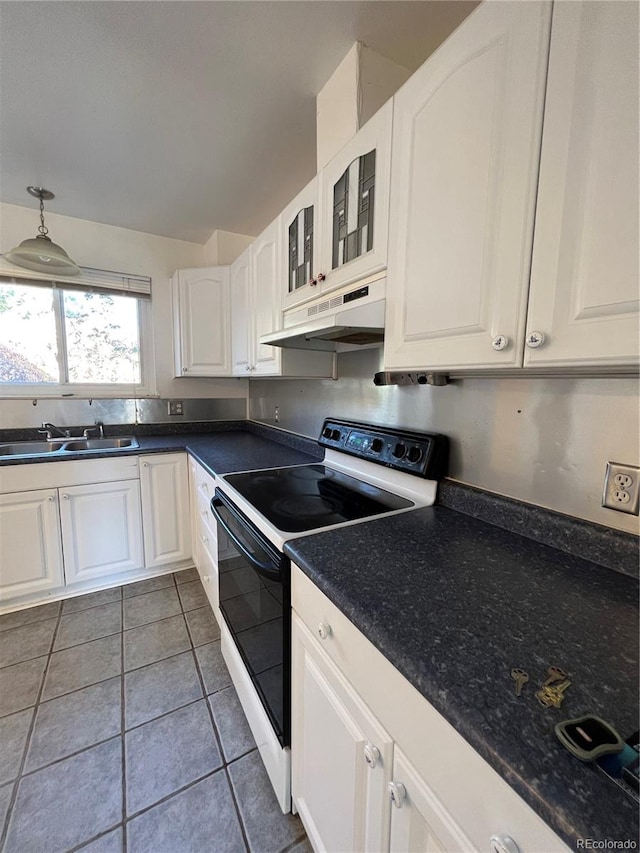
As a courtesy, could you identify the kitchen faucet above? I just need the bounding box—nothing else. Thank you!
[39,422,71,439]
[83,421,105,439]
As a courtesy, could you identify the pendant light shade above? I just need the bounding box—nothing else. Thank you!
[5,187,81,276]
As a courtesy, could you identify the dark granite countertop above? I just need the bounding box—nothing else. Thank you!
[0,421,323,474]
[285,507,639,849]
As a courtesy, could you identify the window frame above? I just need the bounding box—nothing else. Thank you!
[0,279,156,399]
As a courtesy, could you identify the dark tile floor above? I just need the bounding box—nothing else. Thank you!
[0,569,311,853]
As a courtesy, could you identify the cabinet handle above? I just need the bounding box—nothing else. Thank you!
[363,743,381,769]
[491,335,509,352]
[490,836,521,853]
[526,331,545,348]
[317,622,332,640]
[388,781,407,808]
[62,494,69,500]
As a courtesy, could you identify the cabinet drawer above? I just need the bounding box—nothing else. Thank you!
[0,456,140,494]
[191,459,217,503]
[291,565,568,852]
[195,486,218,544]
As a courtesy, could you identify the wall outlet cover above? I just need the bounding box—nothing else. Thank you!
[168,400,184,416]
[602,462,640,516]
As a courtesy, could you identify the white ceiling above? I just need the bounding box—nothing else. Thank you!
[0,1,477,243]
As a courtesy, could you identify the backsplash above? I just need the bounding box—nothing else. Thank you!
[0,397,247,429]
[249,348,640,535]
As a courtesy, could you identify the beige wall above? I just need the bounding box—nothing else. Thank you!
[0,203,249,408]
[249,348,640,535]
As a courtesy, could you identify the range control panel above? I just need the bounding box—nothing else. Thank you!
[318,419,448,480]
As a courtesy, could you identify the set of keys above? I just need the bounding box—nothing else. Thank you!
[536,666,571,708]
[510,665,571,708]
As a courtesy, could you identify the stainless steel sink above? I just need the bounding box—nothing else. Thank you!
[0,440,67,456]
[63,438,138,451]
[0,436,139,458]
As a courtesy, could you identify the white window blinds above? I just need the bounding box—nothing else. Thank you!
[0,257,151,298]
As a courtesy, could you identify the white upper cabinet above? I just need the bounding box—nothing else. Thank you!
[232,225,334,378]
[281,177,321,311]
[384,1,552,372]
[251,219,282,375]
[172,266,232,377]
[230,247,252,376]
[524,0,639,368]
[318,100,393,295]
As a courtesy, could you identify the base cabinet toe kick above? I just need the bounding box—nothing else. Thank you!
[290,565,569,853]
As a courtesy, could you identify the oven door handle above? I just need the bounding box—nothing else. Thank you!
[210,498,282,582]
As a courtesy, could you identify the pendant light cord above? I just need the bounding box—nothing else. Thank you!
[37,194,49,239]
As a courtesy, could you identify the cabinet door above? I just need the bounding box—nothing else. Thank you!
[384,2,551,371]
[174,266,232,377]
[525,1,639,368]
[230,247,252,376]
[281,176,321,311]
[250,219,282,375]
[59,480,143,584]
[292,614,393,853]
[140,454,190,569]
[0,489,64,602]
[319,99,392,293]
[389,747,476,853]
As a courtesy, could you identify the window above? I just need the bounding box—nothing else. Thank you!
[0,270,153,396]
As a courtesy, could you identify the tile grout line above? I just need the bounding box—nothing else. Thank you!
[0,600,64,852]
[120,588,127,853]
[189,614,251,853]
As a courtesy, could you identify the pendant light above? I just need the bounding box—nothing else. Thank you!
[5,186,80,275]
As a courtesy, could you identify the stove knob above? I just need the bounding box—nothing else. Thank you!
[331,429,342,442]
[392,442,406,459]
[407,447,422,464]
[322,427,333,439]
[371,438,384,453]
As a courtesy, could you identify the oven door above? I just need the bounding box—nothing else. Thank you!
[211,488,290,747]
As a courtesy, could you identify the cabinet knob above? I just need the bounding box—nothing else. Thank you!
[317,272,326,282]
[48,495,55,502]
[491,335,509,352]
[388,781,407,808]
[490,836,521,853]
[201,534,209,546]
[308,278,317,287]
[317,622,332,640]
[203,575,210,582]
[246,365,251,371]
[142,462,148,468]
[62,494,69,500]
[526,331,545,348]
[183,367,188,373]
[363,743,381,769]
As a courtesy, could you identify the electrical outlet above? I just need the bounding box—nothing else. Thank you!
[274,405,279,423]
[602,462,640,515]
[168,400,184,416]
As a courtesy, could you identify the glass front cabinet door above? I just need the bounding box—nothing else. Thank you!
[318,99,392,294]
[281,176,321,311]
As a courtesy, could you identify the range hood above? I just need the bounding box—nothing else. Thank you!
[261,279,385,351]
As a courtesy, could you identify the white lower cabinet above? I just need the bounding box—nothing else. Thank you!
[0,453,194,610]
[291,566,569,853]
[140,453,190,569]
[388,747,473,853]
[0,489,64,602]
[59,479,143,584]
[292,613,393,853]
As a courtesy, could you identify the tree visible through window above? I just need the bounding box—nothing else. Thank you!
[0,282,143,386]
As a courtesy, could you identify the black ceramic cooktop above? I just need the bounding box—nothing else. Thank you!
[224,464,413,533]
